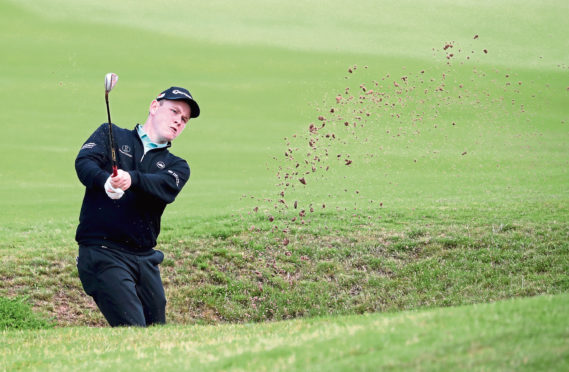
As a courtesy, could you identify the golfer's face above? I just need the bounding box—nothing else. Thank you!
[152,100,191,142]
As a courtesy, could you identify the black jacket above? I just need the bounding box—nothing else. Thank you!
[75,124,190,253]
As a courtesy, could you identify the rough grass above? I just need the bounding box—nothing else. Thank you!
[1,202,567,327]
[0,296,53,330]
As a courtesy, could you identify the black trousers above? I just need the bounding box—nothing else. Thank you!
[77,245,166,327]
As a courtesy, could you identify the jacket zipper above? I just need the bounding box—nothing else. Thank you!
[140,147,167,164]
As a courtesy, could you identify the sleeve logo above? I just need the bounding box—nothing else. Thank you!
[81,142,97,150]
[167,170,180,187]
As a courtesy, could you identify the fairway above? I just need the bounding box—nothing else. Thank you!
[1,0,568,370]
[1,0,567,224]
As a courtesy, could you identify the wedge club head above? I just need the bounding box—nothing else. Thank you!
[105,73,118,93]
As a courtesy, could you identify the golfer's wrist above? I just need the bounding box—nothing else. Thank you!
[97,171,110,189]
[128,171,139,187]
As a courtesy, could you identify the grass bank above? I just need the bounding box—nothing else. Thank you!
[2,293,567,371]
[1,202,567,327]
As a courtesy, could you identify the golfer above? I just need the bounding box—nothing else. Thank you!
[75,86,200,327]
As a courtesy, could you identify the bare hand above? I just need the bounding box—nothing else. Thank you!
[110,169,132,191]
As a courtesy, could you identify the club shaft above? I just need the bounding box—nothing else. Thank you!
[105,92,118,177]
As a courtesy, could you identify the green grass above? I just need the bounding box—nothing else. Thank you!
[2,203,567,326]
[0,296,53,330]
[0,0,568,369]
[2,294,568,371]
[0,0,567,223]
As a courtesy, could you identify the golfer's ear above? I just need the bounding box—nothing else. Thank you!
[149,100,160,115]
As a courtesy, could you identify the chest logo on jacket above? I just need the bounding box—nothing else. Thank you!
[119,145,132,158]
[156,161,166,169]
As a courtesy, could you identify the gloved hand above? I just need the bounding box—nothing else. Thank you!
[104,176,124,200]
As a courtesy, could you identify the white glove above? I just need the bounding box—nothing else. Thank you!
[104,176,124,200]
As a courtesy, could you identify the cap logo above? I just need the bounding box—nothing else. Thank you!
[172,89,193,100]
[157,93,166,99]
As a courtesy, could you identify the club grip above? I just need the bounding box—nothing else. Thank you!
[112,166,118,177]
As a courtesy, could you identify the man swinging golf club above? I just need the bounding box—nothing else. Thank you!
[75,74,200,327]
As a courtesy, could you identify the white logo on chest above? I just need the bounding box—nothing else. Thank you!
[119,145,133,158]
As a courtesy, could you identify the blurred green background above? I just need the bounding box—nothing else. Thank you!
[0,0,567,231]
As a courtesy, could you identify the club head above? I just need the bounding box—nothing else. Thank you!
[104,73,119,93]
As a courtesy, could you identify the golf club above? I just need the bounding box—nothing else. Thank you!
[104,73,119,177]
